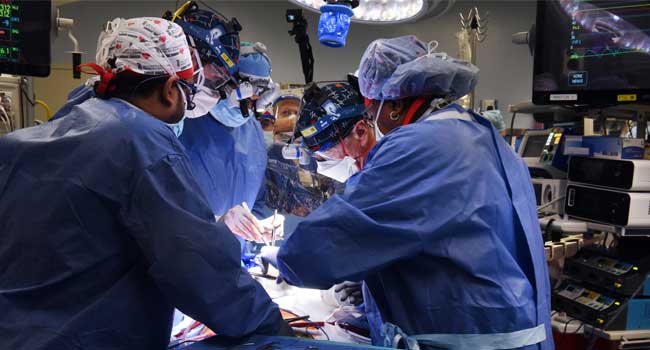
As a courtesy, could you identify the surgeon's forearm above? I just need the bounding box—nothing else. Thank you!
[130,157,284,337]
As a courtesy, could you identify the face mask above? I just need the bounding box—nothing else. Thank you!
[263,131,274,150]
[166,118,185,138]
[316,156,359,183]
[374,99,385,142]
[186,90,218,118]
[209,99,249,128]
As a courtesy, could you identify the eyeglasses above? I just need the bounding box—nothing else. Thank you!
[177,79,198,110]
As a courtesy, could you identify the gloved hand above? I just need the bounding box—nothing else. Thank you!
[334,281,364,306]
[259,213,285,242]
[276,320,295,337]
[255,81,280,111]
[226,81,255,108]
[259,246,279,269]
[222,205,263,242]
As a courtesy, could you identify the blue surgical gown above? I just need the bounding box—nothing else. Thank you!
[49,82,96,121]
[278,104,553,350]
[179,114,267,217]
[0,98,283,350]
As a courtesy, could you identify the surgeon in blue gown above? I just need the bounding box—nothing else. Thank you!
[265,36,553,350]
[175,14,282,241]
[0,18,287,350]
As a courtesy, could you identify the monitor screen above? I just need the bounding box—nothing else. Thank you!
[522,134,549,158]
[533,0,650,105]
[0,1,51,77]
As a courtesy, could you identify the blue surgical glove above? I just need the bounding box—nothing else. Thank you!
[259,246,279,269]
[258,246,285,284]
[334,281,364,306]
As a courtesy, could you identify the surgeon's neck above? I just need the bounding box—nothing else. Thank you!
[357,139,377,169]
[122,96,176,124]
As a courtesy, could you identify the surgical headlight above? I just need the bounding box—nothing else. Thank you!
[318,0,359,48]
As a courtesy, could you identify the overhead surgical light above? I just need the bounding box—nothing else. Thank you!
[290,0,455,25]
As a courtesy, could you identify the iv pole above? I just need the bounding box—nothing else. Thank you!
[459,6,487,111]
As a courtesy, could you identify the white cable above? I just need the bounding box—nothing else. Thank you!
[3,105,14,131]
[537,196,566,212]
[0,114,10,133]
[0,105,11,132]
[0,112,8,132]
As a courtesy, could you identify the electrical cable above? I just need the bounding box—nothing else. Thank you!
[537,196,566,213]
[0,115,10,133]
[544,218,556,242]
[320,326,330,341]
[0,105,11,132]
[35,99,52,120]
[20,82,35,106]
[608,235,618,250]
[563,318,576,334]
[509,111,517,140]
[20,79,37,128]
[0,109,8,130]
[570,321,585,335]
[1,105,14,131]
[197,0,230,21]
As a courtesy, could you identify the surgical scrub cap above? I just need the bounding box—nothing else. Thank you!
[482,110,506,131]
[95,17,194,79]
[239,42,272,81]
[358,35,479,101]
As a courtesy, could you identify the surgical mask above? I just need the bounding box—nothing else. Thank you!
[186,90,218,118]
[210,99,249,128]
[263,131,274,150]
[374,99,385,142]
[166,118,185,138]
[316,156,359,183]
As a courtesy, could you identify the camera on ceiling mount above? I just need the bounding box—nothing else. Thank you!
[286,8,314,83]
[286,8,305,25]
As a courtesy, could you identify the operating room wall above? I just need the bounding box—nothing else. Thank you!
[41,0,537,128]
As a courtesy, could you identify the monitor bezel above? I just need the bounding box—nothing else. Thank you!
[532,0,650,107]
[0,1,52,78]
